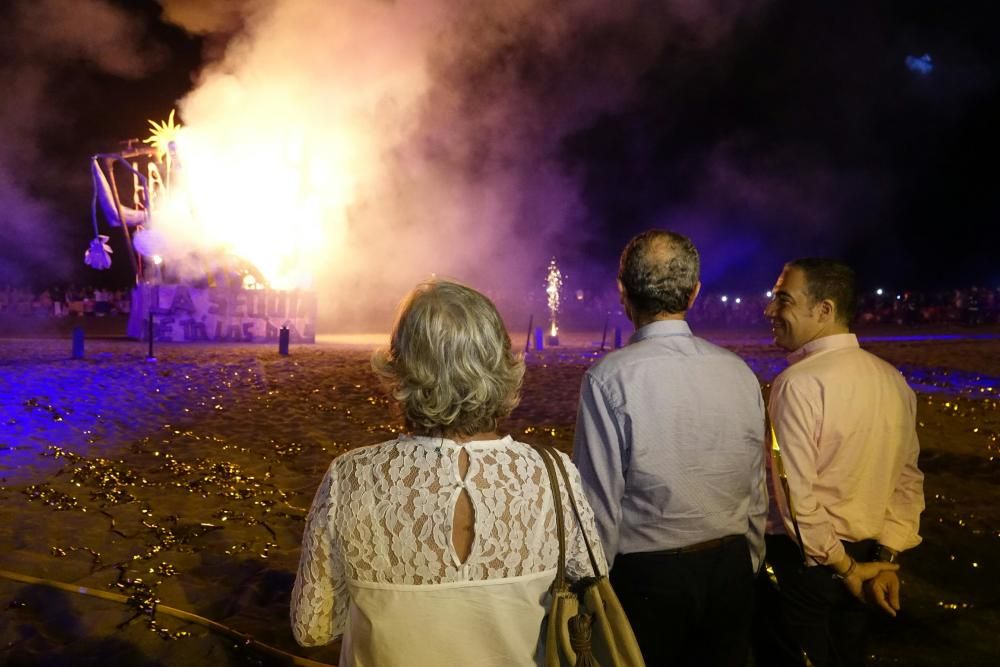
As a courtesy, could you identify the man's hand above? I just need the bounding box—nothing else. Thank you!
[841,560,899,603]
[863,570,902,616]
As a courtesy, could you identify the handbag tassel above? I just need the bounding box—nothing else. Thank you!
[569,611,598,666]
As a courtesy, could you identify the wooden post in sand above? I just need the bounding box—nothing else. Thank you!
[146,312,156,362]
[279,326,290,356]
[524,314,534,353]
[72,326,85,360]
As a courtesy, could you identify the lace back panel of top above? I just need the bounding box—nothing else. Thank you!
[334,437,561,585]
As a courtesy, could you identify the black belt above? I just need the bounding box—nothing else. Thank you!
[642,534,745,556]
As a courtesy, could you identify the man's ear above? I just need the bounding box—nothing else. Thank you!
[688,281,702,309]
[817,298,836,322]
[618,280,635,322]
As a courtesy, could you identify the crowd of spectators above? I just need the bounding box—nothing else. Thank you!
[525,285,1000,330]
[0,286,131,319]
[3,284,999,329]
[694,287,1000,327]
[854,287,999,327]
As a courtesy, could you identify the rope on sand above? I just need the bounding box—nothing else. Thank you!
[0,568,335,667]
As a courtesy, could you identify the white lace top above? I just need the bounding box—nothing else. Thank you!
[290,435,607,666]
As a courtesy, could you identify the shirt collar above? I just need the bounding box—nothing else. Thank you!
[630,319,692,344]
[787,332,859,364]
[402,434,514,450]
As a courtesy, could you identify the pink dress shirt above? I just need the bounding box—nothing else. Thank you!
[767,334,924,566]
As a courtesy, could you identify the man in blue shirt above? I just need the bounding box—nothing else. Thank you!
[573,229,767,666]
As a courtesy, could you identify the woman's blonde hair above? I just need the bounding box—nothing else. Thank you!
[372,280,525,437]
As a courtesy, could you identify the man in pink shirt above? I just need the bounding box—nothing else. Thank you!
[756,258,925,667]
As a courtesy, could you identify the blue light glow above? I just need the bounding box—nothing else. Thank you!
[906,53,934,75]
[0,351,243,484]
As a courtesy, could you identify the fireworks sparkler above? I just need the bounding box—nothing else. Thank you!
[545,258,563,344]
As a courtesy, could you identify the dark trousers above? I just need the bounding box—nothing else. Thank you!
[610,535,754,667]
[754,534,876,667]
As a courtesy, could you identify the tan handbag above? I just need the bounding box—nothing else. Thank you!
[537,446,646,667]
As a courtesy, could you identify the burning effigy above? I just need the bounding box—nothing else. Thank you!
[87,112,316,343]
[84,112,316,343]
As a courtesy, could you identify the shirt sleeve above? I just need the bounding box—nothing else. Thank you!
[571,371,627,568]
[290,460,348,646]
[769,375,847,566]
[879,390,925,552]
[747,388,768,573]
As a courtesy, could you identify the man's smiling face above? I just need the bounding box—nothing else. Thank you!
[764,265,824,352]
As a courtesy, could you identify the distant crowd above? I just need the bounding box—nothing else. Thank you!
[3,284,999,328]
[690,286,1000,327]
[0,286,131,318]
[544,285,1000,329]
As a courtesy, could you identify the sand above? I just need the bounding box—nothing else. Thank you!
[0,328,998,666]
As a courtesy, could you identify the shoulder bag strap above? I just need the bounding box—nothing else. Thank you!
[545,446,603,577]
[537,446,568,588]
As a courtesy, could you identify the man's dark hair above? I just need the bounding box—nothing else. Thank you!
[618,230,699,315]
[786,258,858,324]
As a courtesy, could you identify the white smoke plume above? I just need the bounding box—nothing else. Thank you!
[153,0,767,329]
[0,0,161,285]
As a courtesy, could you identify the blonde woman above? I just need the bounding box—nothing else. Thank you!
[291,279,606,666]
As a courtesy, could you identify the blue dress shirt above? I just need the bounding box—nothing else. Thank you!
[572,319,767,570]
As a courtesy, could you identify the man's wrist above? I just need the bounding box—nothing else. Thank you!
[874,544,899,564]
[833,555,857,579]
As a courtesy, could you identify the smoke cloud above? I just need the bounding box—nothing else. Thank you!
[659,144,889,287]
[4,1,992,314]
[157,0,265,36]
[153,0,769,329]
[0,0,161,286]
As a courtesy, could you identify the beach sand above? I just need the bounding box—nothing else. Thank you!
[0,329,998,666]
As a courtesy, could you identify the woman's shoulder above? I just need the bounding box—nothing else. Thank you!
[500,438,548,461]
[330,437,407,470]
[508,439,571,459]
[504,440,582,475]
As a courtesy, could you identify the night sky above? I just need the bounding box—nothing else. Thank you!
[565,1,1000,291]
[1,0,997,299]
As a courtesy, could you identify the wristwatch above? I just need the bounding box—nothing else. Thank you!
[874,544,899,564]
